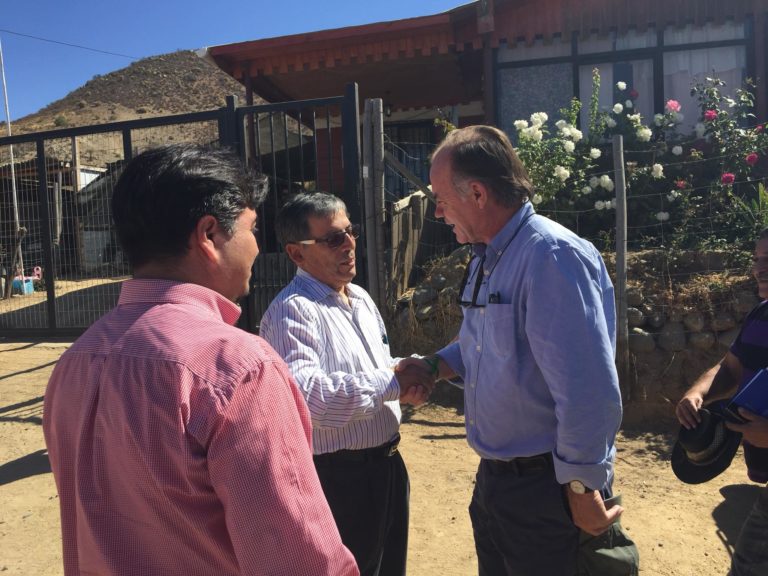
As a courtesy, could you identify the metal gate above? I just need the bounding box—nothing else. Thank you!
[0,84,361,337]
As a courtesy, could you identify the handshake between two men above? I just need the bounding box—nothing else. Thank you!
[395,355,445,406]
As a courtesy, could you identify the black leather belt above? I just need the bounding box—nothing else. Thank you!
[483,453,552,476]
[314,434,400,465]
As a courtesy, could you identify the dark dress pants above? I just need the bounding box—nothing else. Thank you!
[470,456,580,576]
[314,447,409,576]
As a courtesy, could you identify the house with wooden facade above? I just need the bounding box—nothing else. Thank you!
[203,0,767,192]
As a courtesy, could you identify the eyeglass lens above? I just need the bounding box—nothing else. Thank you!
[325,225,360,248]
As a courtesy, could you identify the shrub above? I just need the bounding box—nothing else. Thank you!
[511,71,768,251]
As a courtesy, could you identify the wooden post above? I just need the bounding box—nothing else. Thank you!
[613,135,630,401]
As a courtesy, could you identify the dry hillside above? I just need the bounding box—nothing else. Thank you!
[5,50,251,134]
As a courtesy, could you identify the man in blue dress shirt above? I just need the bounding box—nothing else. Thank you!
[406,125,629,575]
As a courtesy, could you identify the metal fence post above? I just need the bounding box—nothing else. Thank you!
[36,139,57,329]
[219,95,240,153]
[341,83,365,289]
[613,134,629,401]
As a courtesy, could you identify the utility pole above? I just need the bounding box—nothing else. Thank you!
[0,36,23,289]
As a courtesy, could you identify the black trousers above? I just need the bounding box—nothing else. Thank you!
[470,455,581,576]
[314,442,409,576]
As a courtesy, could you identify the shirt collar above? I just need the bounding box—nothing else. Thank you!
[295,268,361,302]
[472,201,536,258]
[118,279,242,325]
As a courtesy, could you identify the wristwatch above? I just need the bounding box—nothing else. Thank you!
[568,480,589,494]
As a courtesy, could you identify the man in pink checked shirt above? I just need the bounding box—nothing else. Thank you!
[43,144,358,576]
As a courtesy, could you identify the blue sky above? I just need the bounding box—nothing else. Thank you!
[1,0,465,121]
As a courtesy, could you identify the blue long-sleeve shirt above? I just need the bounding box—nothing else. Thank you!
[438,201,622,491]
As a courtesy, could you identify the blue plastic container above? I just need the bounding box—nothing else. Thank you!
[11,278,34,295]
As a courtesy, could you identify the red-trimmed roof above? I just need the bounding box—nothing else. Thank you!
[204,0,767,110]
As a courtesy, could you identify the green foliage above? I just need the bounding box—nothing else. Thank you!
[53,115,68,127]
[510,71,768,251]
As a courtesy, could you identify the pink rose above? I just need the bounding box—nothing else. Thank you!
[665,99,681,113]
[721,172,735,185]
[704,110,718,122]
[756,124,764,133]
[675,180,687,190]
[746,153,759,166]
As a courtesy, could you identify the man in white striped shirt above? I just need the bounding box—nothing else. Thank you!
[260,192,433,576]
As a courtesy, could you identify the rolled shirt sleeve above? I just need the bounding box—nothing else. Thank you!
[525,243,622,490]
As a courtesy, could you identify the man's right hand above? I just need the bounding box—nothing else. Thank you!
[395,363,435,406]
[676,392,704,429]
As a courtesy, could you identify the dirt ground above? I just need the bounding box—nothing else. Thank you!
[1,340,763,575]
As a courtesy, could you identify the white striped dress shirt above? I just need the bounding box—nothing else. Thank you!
[260,269,402,454]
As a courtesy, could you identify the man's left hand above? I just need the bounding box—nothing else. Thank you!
[726,408,768,448]
[566,488,623,536]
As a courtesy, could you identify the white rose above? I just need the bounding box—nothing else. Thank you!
[672,145,683,156]
[532,193,543,205]
[594,200,606,210]
[555,119,567,129]
[514,119,528,131]
[613,103,624,114]
[600,174,615,192]
[581,186,593,195]
[589,176,600,189]
[655,211,670,222]
[636,127,652,142]
[606,117,617,128]
[589,148,601,159]
[604,200,613,210]
[569,128,583,142]
[554,166,570,182]
[616,81,627,91]
[563,140,575,153]
[651,163,664,178]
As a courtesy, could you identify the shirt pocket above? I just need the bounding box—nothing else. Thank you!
[484,303,518,357]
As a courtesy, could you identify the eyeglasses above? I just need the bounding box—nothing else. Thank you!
[458,255,486,309]
[294,224,361,249]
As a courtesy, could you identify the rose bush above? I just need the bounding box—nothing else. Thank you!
[511,71,768,251]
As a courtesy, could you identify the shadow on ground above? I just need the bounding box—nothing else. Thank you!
[711,483,763,558]
[0,395,44,424]
[0,281,122,329]
[0,449,50,485]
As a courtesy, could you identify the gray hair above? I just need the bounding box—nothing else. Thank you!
[432,125,534,208]
[276,192,348,247]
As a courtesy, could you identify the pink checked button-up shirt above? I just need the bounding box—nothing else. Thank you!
[43,279,358,576]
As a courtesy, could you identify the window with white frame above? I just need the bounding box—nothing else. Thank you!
[495,21,750,137]
[664,46,747,132]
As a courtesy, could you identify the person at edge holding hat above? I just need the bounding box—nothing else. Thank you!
[43,145,358,576]
[676,228,768,576]
[398,126,637,575]
[259,192,435,576]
